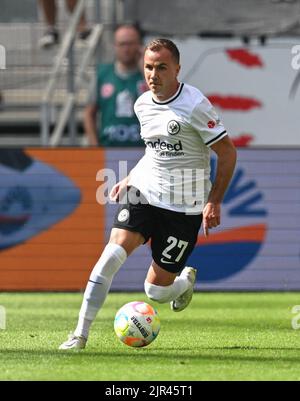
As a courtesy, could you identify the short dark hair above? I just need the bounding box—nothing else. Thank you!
[114,23,143,43]
[145,38,180,64]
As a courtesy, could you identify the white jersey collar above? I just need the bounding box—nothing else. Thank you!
[152,82,184,105]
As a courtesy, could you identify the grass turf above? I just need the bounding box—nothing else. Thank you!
[0,292,300,381]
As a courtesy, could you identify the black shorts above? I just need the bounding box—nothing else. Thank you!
[113,187,202,273]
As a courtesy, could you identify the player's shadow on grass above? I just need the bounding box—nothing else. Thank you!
[3,349,300,365]
[65,350,300,365]
[169,317,292,331]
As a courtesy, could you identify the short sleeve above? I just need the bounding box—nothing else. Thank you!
[134,97,142,123]
[190,97,227,147]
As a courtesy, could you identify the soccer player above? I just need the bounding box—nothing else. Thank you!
[59,38,237,350]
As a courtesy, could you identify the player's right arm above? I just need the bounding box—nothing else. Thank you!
[190,94,236,237]
[203,136,236,237]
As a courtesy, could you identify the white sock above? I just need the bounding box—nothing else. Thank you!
[74,243,127,338]
[144,274,190,304]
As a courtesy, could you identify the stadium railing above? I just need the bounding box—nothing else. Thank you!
[40,0,103,146]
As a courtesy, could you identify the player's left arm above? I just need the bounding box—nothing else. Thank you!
[203,136,237,237]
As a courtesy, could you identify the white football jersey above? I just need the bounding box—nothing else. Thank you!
[128,82,227,214]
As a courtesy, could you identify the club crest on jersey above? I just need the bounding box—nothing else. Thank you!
[167,120,180,135]
[118,209,130,222]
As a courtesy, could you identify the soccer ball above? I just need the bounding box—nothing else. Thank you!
[114,301,160,347]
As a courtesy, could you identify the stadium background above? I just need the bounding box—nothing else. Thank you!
[0,0,299,291]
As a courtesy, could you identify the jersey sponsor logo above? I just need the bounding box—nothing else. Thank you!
[167,120,181,135]
[207,120,216,129]
[145,138,183,152]
[118,209,130,222]
[101,83,115,98]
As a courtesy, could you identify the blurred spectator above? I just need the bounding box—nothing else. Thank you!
[84,24,147,147]
[38,0,91,49]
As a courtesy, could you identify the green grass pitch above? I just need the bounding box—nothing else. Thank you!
[0,292,300,381]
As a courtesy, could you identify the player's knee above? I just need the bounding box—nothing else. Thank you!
[144,281,171,304]
[109,229,144,256]
[90,243,127,280]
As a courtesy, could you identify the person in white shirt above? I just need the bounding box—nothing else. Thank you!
[59,38,237,350]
